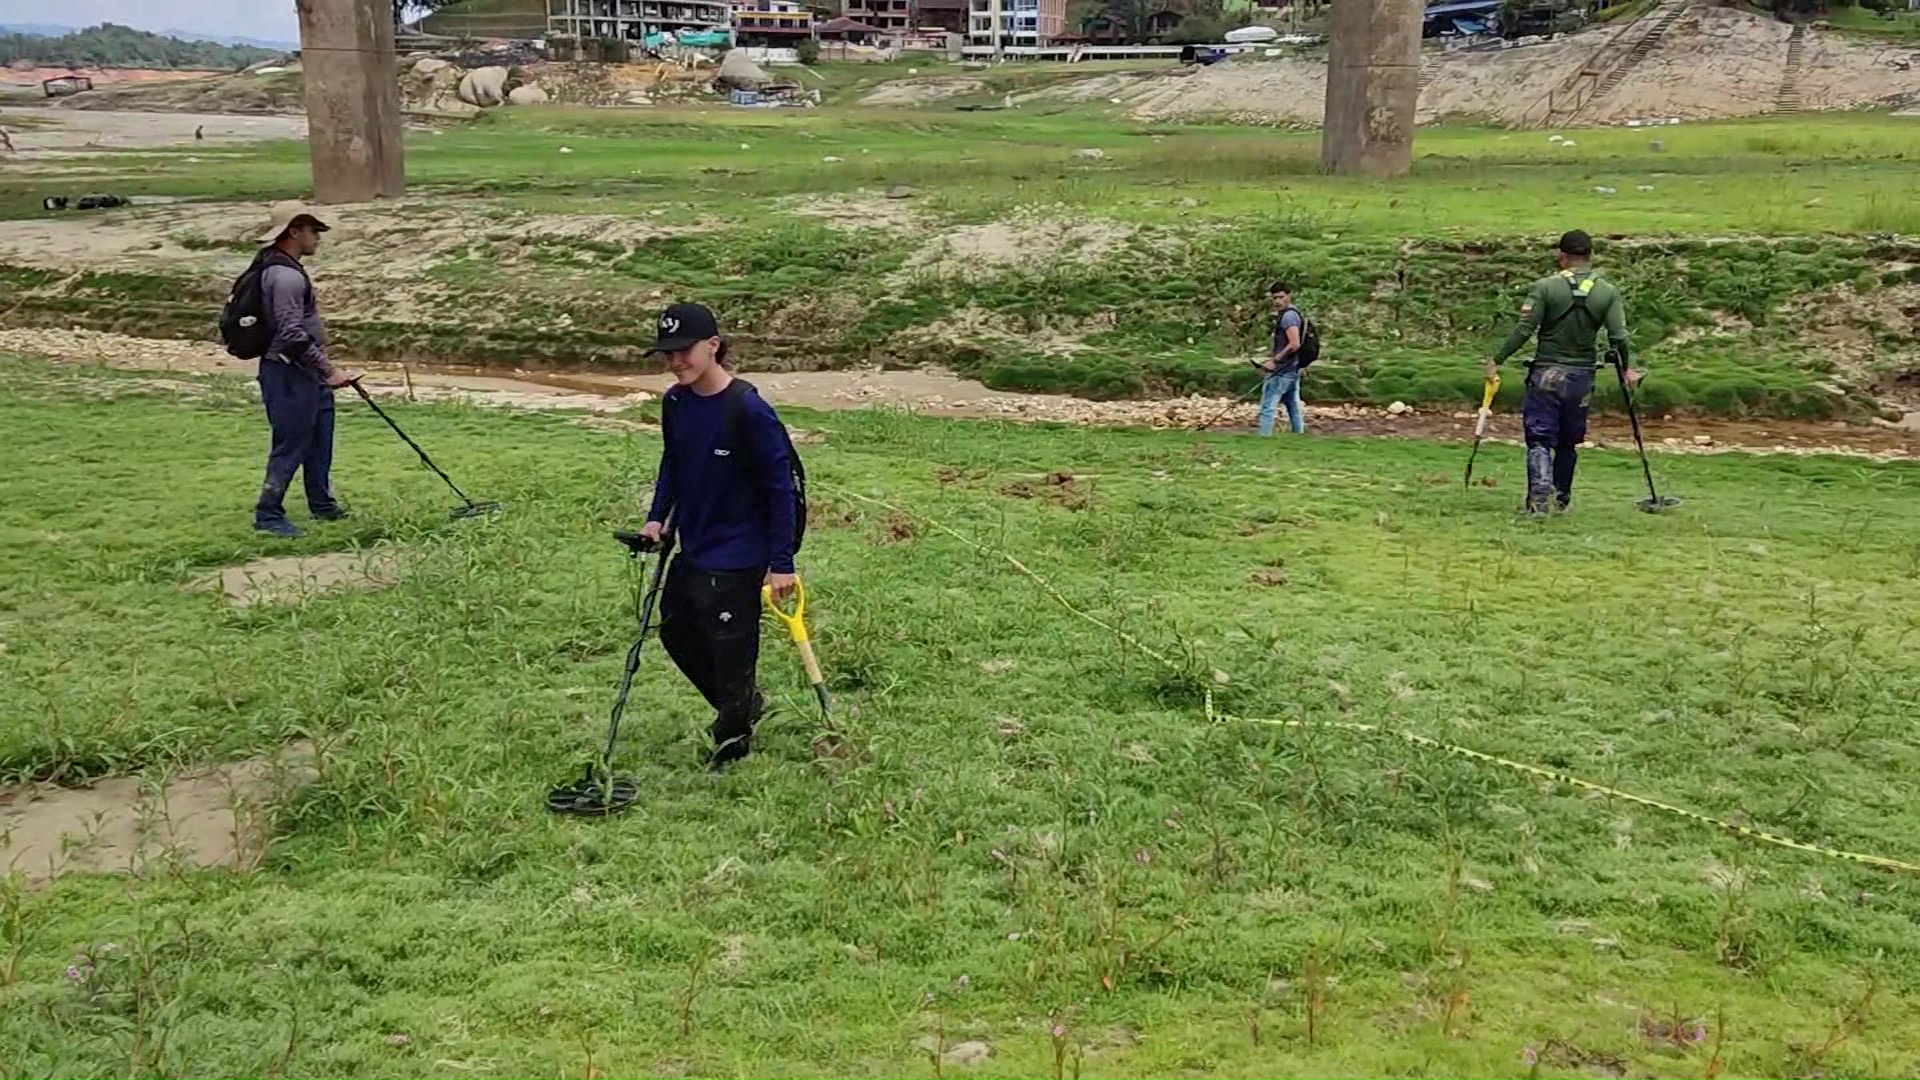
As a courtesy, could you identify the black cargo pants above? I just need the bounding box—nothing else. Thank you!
[658,559,766,766]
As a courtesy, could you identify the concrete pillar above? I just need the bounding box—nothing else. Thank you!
[1321,0,1422,178]
[296,0,404,204]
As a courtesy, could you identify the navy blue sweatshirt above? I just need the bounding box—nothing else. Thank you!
[647,381,798,574]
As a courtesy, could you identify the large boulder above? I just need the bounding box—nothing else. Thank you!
[457,65,511,107]
[412,57,452,78]
[507,84,549,106]
[716,49,771,91]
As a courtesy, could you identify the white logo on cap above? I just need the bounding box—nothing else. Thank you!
[660,315,680,334]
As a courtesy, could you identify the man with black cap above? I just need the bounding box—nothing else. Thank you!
[637,302,803,771]
[1486,229,1639,516]
[251,201,360,537]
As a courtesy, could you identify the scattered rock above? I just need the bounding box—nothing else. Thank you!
[1250,567,1288,587]
[1594,186,1617,195]
[885,184,918,199]
[1691,434,1713,446]
[507,84,549,106]
[1075,148,1107,161]
[456,66,510,108]
[411,57,451,78]
[1387,400,1411,415]
[822,155,844,163]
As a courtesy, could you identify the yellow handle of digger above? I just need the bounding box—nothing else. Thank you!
[763,577,825,688]
[1473,373,1500,438]
[762,575,808,643]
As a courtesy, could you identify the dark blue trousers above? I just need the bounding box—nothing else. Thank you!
[1520,362,1596,509]
[254,359,339,525]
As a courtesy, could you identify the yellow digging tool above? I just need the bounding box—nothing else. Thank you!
[762,576,831,722]
[1463,372,1500,490]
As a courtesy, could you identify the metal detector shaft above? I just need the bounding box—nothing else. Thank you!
[602,530,674,763]
[349,380,478,508]
[1612,353,1665,504]
[1193,364,1271,432]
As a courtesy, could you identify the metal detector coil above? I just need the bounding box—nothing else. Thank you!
[349,381,503,520]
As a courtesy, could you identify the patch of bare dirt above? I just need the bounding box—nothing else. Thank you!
[894,305,1101,357]
[902,216,1137,280]
[860,77,987,106]
[0,109,306,151]
[0,742,317,886]
[1802,281,1920,404]
[785,192,925,234]
[192,551,403,609]
[0,199,707,300]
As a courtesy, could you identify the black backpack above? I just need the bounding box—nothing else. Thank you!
[219,247,303,361]
[661,378,808,555]
[1294,311,1321,369]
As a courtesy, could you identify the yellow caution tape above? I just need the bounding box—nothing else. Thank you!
[832,487,1920,875]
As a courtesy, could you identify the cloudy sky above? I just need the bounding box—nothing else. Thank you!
[0,0,304,42]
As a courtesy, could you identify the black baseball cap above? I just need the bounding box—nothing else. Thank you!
[1558,230,1593,257]
[648,302,721,354]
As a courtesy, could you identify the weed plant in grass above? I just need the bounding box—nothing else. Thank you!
[2,357,1919,1075]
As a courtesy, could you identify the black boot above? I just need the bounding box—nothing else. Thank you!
[706,690,766,772]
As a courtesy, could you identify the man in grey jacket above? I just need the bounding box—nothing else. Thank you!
[252,202,359,538]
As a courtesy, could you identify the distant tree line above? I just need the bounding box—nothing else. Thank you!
[0,23,281,70]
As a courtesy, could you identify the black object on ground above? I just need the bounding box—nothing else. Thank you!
[547,529,674,817]
[348,380,502,519]
[43,194,128,212]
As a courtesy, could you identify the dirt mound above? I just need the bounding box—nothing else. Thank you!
[1,743,317,886]
[1025,11,1920,125]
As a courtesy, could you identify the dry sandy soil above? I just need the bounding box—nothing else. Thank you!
[0,108,307,152]
[1,742,317,887]
[1023,9,1920,125]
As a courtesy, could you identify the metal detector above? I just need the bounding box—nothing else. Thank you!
[1192,364,1271,432]
[1610,351,1682,513]
[348,381,502,520]
[546,528,674,816]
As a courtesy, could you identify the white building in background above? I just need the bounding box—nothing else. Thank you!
[967,0,1065,48]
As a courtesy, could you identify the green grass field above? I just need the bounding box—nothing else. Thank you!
[3,356,1919,1076]
[0,104,1915,416]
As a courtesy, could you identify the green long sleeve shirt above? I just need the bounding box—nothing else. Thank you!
[1492,268,1630,368]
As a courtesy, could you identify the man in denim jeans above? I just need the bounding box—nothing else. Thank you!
[1259,282,1305,436]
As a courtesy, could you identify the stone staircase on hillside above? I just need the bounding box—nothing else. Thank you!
[1580,0,1690,110]
[1776,22,1807,113]
[1526,0,1691,128]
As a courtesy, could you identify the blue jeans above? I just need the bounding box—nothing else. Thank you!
[1258,367,1304,436]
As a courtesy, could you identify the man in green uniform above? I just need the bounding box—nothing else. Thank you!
[1486,230,1642,516]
